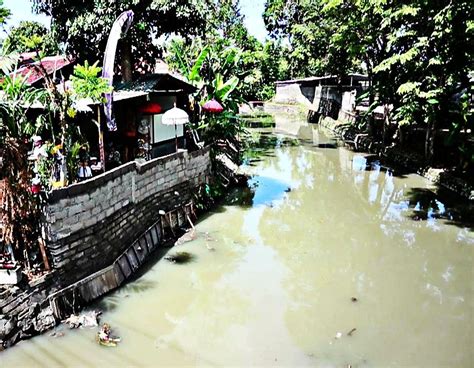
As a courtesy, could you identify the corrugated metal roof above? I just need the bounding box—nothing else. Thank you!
[79,90,149,105]
[276,73,369,85]
[10,56,74,85]
[5,90,149,110]
[115,73,196,93]
[113,90,149,101]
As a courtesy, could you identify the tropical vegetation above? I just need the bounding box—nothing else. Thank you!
[3,20,59,55]
[0,0,472,270]
[264,0,473,167]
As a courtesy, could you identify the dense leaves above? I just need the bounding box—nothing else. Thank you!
[70,61,110,103]
[0,51,95,267]
[168,39,244,142]
[31,0,214,76]
[3,21,59,55]
[0,0,10,27]
[264,0,474,167]
[0,59,47,264]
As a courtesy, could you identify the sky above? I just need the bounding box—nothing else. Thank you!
[3,0,50,28]
[3,0,268,42]
[240,0,267,42]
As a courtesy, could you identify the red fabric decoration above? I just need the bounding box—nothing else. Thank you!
[139,102,162,114]
[31,183,41,194]
[202,99,224,114]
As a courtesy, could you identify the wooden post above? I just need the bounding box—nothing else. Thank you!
[168,212,176,237]
[38,237,51,271]
[98,106,106,172]
[186,215,195,230]
[174,124,178,152]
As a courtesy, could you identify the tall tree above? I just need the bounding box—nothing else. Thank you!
[374,1,473,162]
[211,0,258,50]
[318,0,389,137]
[264,0,473,165]
[0,0,10,27]
[166,0,288,101]
[30,0,215,80]
[3,21,59,55]
[265,0,344,78]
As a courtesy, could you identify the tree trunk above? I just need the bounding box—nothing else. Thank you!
[121,38,133,83]
[382,104,391,146]
[425,119,436,164]
[367,69,376,138]
[397,125,405,146]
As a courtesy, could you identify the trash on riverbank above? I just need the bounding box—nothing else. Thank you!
[174,229,197,246]
[49,331,65,338]
[96,323,121,347]
[63,310,101,329]
[164,251,195,264]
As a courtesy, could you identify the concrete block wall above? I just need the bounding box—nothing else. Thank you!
[274,83,314,106]
[42,147,211,287]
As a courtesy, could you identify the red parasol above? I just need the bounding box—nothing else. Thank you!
[139,102,162,114]
[202,99,224,114]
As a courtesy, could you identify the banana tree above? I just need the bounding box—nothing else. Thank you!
[168,40,246,145]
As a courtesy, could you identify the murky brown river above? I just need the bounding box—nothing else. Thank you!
[2,117,473,367]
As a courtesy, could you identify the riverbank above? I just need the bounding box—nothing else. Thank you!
[319,117,474,200]
[1,147,212,350]
[2,119,472,367]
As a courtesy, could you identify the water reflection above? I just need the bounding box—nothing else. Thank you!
[2,120,473,367]
[241,123,473,366]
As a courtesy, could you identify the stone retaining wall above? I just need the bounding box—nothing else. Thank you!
[1,147,211,349]
[43,147,210,286]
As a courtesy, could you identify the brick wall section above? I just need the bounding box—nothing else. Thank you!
[42,147,211,286]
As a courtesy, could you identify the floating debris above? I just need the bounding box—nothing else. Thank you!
[204,232,216,242]
[206,243,216,251]
[97,323,121,347]
[351,297,358,302]
[49,331,65,338]
[164,251,195,264]
[347,328,357,336]
[335,332,342,339]
[63,310,101,329]
[174,229,197,246]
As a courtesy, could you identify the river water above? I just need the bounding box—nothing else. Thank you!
[2,117,473,367]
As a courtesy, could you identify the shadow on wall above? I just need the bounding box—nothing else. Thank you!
[299,85,315,105]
